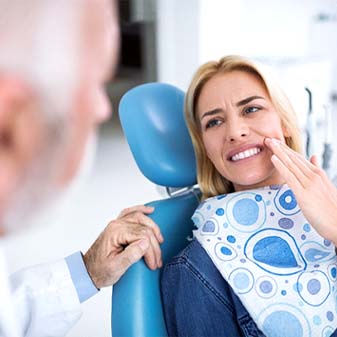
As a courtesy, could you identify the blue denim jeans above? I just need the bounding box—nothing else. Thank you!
[161,239,337,337]
[161,239,265,337]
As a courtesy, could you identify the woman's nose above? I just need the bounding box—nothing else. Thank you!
[225,116,249,142]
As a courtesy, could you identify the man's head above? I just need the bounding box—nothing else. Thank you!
[0,0,119,234]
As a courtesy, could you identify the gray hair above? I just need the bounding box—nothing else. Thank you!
[0,1,87,121]
[0,0,92,230]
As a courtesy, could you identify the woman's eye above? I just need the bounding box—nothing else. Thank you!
[244,106,260,114]
[205,119,221,129]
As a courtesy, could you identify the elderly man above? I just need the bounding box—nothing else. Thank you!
[0,1,162,336]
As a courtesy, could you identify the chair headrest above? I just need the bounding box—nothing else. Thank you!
[119,83,197,187]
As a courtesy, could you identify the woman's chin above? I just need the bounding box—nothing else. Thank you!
[232,175,276,191]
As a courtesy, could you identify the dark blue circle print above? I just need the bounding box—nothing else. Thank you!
[279,190,297,210]
[307,278,321,295]
[220,246,232,256]
[227,235,236,243]
[202,220,216,233]
[274,187,300,216]
[216,208,225,216]
[327,311,334,321]
[278,217,294,230]
[233,198,259,226]
[260,280,273,294]
[324,239,331,247]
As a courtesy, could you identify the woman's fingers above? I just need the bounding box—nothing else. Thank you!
[265,138,309,188]
[310,154,319,167]
[270,154,302,193]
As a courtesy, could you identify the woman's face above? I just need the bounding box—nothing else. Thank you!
[197,70,288,191]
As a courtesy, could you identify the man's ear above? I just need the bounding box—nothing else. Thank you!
[0,75,43,215]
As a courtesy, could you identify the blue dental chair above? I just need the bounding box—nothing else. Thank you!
[111,83,200,337]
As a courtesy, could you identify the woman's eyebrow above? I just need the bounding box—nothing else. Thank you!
[200,96,265,120]
[200,108,223,121]
[236,95,264,107]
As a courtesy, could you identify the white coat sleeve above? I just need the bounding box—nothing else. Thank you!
[10,258,82,337]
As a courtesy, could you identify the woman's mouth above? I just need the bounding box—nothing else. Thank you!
[230,147,262,162]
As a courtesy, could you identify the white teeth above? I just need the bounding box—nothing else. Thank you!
[231,147,261,162]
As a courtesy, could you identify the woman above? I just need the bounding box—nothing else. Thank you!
[161,55,337,337]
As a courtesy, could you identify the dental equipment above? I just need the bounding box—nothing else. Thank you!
[305,87,315,159]
[322,104,333,173]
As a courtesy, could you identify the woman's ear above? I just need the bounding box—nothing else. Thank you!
[281,123,290,138]
[0,75,43,215]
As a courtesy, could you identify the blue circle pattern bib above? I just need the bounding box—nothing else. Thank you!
[193,185,337,337]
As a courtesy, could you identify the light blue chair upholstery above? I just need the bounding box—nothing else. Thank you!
[111,83,200,337]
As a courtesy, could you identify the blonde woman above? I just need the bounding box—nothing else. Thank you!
[161,55,337,337]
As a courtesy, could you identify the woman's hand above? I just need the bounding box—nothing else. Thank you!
[265,137,337,245]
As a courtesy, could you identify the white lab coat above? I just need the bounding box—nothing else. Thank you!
[0,247,82,337]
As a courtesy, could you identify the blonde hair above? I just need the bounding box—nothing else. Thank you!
[185,55,302,200]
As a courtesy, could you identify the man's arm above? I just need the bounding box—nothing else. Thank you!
[10,258,82,337]
[10,205,163,337]
[65,251,98,303]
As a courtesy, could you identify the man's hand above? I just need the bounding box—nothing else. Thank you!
[83,205,163,288]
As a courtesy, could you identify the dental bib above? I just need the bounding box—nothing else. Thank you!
[193,184,337,337]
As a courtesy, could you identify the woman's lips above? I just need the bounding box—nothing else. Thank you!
[227,145,264,162]
[230,147,261,162]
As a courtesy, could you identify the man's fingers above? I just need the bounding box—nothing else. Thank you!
[136,212,164,243]
[118,205,154,218]
[132,226,162,269]
[111,239,151,283]
[117,205,163,244]
[111,222,162,269]
[119,211,163,244]
[145,230,163,268]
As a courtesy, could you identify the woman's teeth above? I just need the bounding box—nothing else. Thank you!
[231,147,261,162]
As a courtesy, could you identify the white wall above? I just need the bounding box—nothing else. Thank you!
[156,0,201,90]
[156,0,315,89]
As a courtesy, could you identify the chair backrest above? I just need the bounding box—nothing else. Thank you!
[111,83,199,337]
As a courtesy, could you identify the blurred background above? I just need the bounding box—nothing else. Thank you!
[2,0,337,336]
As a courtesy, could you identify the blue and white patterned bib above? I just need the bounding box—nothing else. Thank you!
[193,184,337,337]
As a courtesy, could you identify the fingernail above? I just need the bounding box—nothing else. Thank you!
[271,138,281,146]
[139,239,149,251]
[146,206,155,213]
[159,233,164,242]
